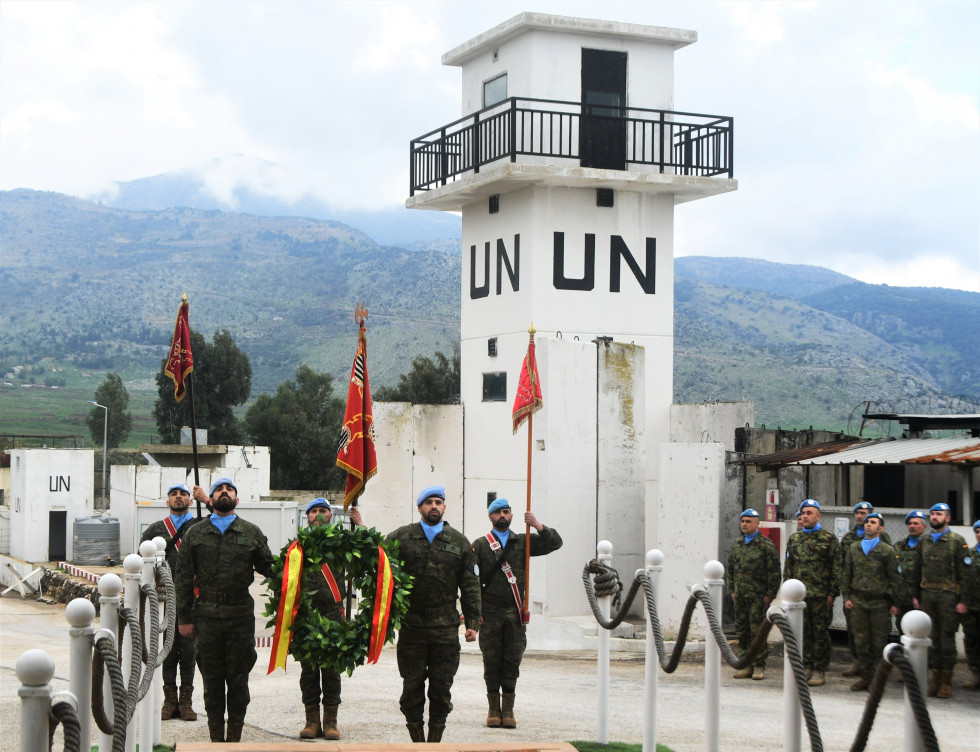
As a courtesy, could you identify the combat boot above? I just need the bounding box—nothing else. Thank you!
[501,692,517,729]
[927,669,940,696]
[850,675,871,691]
[963,670,980,689]
[733,666,753,679]
[751,666,766,681]
[427,722,446,742]
[406,721,425,742]
[322,704,340,741]
[161,685,179,720]
[842,661,861,677]
[178,686,197,721]
[207,721,225,743]
[299,704,322,739]
[226,721,244,743]
[936,670,953,699]
[486,692,502,727]
[807,670,825,687]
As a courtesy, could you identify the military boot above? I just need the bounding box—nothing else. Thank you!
[927,669,941,697]
[807,670,825,687]
[178,686,197,721]
[207,721,225,743]
[226,721,244,743]
[501,692,517,729]
[733,666,753,679]
[850,674,871,691]
[842,661,861,677]
[963,670,980,689]
[161,685,179,720]
[322,704,340,741]
[427,722,446,742]
[751,666,766,681]
[299,705,322,739]
[486,692,502,727]
[936,670,953,699]
[406,721,425,742]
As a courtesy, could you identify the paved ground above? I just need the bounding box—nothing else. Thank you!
[1,591,976,752]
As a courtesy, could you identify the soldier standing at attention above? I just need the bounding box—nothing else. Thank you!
[913,502,969,699]
[726,508,780,681]
[141,483,201,721]
[894,510,925,634]
[386,486,481,743]
[177,478,274,743]
[840,512,900,691]
[839,501,891,678]
[961,520,980,690]
[783,499,841,687]
[472,498,563,727]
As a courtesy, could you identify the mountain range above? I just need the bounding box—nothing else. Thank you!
[1,187,977,439]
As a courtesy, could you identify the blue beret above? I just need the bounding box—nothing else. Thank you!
[166,483,190,495]
[416,486,445,506]
[209,476,237,496]
[929,503,950,513]
[865,512,882,522]
[799,499,821,511]
[739,508,759,518]
[305,498,330,513]
[853,501,873,512]
[973,520,980,531]
[488,498,511,514]
[904,510,926,524]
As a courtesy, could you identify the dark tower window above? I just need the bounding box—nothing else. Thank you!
[482,372,507,401]
[580,48,627,170]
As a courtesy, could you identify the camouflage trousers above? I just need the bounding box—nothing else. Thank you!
[732,595,769,669]
[801,596,834,671]
[847,600,892,677]
[479,605,527,692]
[194,613,257,724]
[299,661,341,707]
[162,628,196,687]
[920,590,958,670]
[396,625,460,724]
[959,607,980,673]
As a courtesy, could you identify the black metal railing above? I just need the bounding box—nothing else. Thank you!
[409,97,734,195]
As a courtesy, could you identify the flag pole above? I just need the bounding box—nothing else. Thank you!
[345,302,370,618]
[522,323,535,624]
[186,370,202,517]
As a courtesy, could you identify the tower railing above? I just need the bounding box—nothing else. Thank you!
[409,97,734,194]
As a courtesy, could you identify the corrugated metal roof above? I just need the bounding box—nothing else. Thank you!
[732,438,867,468]
[793,438,980,466]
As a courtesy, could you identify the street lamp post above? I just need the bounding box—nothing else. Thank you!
[88,401,108,509]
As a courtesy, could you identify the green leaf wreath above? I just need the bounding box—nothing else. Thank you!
[264,522,413,676]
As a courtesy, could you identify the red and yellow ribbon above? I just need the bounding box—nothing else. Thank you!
[367,545,394,664]
[268,540,304,674]
[321,563,342,602]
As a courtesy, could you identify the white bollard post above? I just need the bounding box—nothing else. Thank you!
[596,540,613,744]
[642,549,664,752]
[900,610,932,752]
[17,649,54,752]
[152,536,167,744]
[98,573,123,752]
[703,560,725,752]
[779,579,807,752]
[66,598,96,751]
[123,552,143,752]
[138,540,159,752]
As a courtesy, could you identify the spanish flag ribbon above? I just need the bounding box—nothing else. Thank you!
[268,540,304,674]
[321,563,342,602]
[367,545,394,664]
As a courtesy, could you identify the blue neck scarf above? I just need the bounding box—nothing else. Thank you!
[420,519,444,544]
[494,529,511,547]
[861,537,880,555]
[907,536,919,548]
[743,532,758,544]
[169,512,192,529]
[856,526,866,539]
[931,530,946,543]
[210,513,237,535]
[802,522,822,534]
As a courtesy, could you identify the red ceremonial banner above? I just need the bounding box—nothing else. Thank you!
[165,299,194,402]
[336,321,377,509]
[512,340,543,433]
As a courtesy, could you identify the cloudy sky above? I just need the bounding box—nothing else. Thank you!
[2,0,978,291]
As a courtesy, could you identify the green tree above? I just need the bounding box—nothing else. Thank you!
[86,373,133,449]
[245,365,346,489]
[153,329,252,444]
[374,344,460,404]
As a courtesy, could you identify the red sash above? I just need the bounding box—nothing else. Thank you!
[485,532,523,614]
[320,563,342,602]
[163,516,181,549]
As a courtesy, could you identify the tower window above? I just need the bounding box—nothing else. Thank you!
[488,337,498,357]
[482,372,507,401]
[484,73,507,107]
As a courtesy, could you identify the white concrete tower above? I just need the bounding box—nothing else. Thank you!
[407,13,736,622]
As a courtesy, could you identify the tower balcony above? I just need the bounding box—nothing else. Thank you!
[407,97,736,211]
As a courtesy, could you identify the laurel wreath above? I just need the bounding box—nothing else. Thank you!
[264,523,413,676]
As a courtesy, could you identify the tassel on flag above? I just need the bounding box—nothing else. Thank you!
[512,335,543,433]
[165,295,194,402]
[336,307,378,510]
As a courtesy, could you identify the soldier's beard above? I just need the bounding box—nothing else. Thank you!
[493,517,512,531]
[213,494,236,514]
[930,518,946,531]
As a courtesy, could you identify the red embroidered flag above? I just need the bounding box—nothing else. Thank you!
[165,298,194,402]
[336,321,378,510]
[512,339,543,433]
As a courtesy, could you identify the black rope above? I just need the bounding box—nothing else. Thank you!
[48,701,82,752]
[768,611,823,752]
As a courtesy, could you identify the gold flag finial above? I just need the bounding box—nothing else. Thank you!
[181,292,188,303]
[528,322,536,337]
[354,302,369,324]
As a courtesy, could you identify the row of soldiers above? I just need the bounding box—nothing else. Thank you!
[726,498,980,698]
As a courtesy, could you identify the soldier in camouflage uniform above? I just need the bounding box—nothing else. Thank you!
[913,502,969,699]
[386,486,481,743]
[294,499,363,741]
[725,508,780,681]
[840,513,900,691]
[472,498,562,728]
[783,499,841,687]
[961,520,980,689]
[839,501,892,677]
[893,510,925,635]
[141,483,201,721]
[177,477,274,743]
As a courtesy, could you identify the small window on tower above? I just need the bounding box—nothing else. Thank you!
[484,73,507,108]
[482,372,507,401]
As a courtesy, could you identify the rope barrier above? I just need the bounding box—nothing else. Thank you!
[48,700,82,752]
